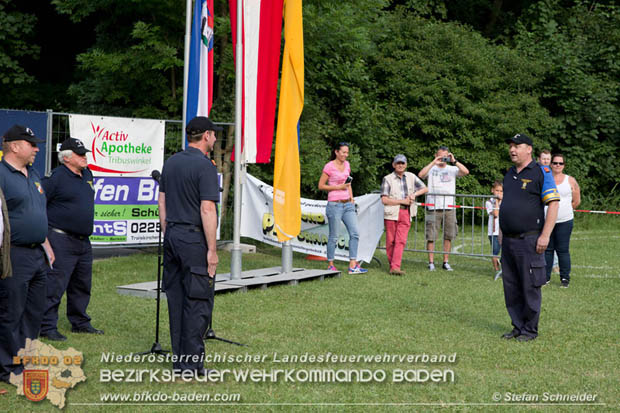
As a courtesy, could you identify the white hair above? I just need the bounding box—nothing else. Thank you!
[58,149,74,165]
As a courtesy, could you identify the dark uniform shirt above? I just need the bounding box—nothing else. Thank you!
[42,165,95,236]
[159,147,219,225]
[499,160,559,235]
[0,160,48,245]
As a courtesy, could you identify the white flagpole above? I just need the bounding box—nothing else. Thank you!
[182,0,193,150]
[231,0,243,279]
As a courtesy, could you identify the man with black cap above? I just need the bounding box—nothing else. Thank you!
[158,116,221,375]
[499,133,559,342]
[0,125,54,382]
[39,137,102,341]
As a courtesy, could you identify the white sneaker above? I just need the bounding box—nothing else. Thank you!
[442,262,453,271]
[428,263,435,271]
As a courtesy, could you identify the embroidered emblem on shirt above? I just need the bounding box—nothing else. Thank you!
[520,179,532,190]
[34,182,44,194]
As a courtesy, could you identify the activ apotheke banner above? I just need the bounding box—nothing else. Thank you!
[241,174,384,263]
[69,114,165,176]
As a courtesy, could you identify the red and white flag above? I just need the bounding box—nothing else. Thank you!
[229,0,284,163]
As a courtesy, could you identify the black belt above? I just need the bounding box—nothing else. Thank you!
[168,222,203,232]
[400,205,410,210]
[50,227,88,240]
[14,243,41,249]
[502,231,539,239]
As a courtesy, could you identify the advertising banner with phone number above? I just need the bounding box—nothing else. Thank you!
[91,176,221,245]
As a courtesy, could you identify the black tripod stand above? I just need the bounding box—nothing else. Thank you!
[204,307,245,346]
[139,171,169,356]
[203,273,245,346]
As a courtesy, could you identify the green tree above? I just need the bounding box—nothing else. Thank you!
[370,9,557,195]
[52,0,187,118]
[514,0,620,198]
[0,0,39,86]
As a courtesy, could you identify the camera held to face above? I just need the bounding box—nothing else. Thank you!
[441,156,451,163]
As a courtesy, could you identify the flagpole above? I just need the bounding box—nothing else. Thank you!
[230,0,243,280]
[182,0,193,150]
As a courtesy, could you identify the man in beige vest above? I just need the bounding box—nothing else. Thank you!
[381,154,428,275]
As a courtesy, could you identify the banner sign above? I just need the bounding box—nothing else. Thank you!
[241,174,384,263]
[90,174,222,245]
[91,177,160,245]
[68,114,165,177]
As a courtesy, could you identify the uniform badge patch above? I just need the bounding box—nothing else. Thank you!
[34,182,44,194]
[520,179,532,190]
[23,370,49,402]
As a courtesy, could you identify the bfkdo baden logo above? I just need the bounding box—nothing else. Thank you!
[88,122,153,174]
[23,370,49,402]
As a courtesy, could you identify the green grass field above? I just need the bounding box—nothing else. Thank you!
[1,224,618,412]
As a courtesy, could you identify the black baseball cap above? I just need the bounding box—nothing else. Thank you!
[2,125,45,144]
[506,133,533,146]
[186,116,223,135]
[60,137,90,155]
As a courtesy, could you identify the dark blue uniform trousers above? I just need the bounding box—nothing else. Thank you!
[41,230,93,334]
[501,234,547,338]
[163,225,214,373]
[0,246,48,381]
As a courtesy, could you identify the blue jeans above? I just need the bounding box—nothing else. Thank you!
[326,201,359,261]
[545,219,573,282]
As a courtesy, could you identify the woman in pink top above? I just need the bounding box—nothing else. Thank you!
[318,142,367,274]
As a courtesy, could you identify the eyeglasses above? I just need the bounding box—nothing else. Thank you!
[395,162,406,165]
[338,141,350,147]
[551,162,564,166]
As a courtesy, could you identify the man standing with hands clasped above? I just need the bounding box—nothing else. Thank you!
[158,116,220,376]
[499,133,559,342]
[40,137,103,342]
[381,154,428,275]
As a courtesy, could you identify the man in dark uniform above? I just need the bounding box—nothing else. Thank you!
[499,133,559,342]
[39,137,103,342]
[0,125,54,382]
[158,116,220,375]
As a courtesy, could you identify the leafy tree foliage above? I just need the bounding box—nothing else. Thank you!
[514,0,620,196]
[0,0,39,86]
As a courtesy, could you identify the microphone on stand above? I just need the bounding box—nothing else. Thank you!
[151,170,161,183]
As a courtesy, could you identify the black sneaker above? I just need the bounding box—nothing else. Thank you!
[560,279,569,288]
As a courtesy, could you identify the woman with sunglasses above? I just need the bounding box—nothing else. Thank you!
[318,142,367,274]
[545,153,581,288]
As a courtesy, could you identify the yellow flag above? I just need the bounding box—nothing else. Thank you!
[273,0,304,242]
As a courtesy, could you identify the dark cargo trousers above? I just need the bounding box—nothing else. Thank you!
[163,224,214,373]
[501,234,547,338]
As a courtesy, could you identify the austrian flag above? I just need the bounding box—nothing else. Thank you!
[230,0,284,163]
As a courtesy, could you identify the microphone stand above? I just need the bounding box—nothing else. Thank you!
[138,171,169,356]
[204,305,245,346]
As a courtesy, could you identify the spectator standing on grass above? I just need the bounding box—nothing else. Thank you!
[318,142,367,274]
[499,133,559,342]
[40,138,103,342]
[538,149,559,274]
[381,154,428,275]
[418,146,469,272]
[486,180,503,280]
[544,153,581,288]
